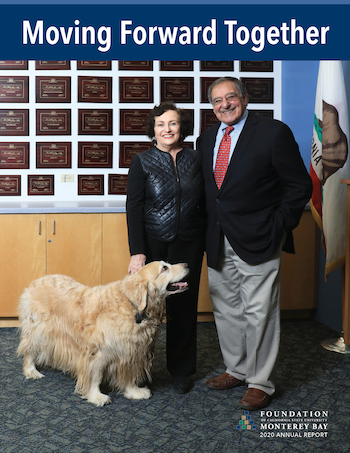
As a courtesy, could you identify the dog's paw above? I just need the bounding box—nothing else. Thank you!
[87,391,111,407]
[23,368,45,380]
[124,385,152,400]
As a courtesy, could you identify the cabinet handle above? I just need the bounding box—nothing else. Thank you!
[38,220,41,235]
[53,220,55,235]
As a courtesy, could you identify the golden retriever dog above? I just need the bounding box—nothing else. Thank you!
[17,261,188,406]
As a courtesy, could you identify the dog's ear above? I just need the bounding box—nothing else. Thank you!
[137,281,149,311]
[123,279,149,311]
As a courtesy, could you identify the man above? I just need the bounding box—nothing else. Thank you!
[196,77,312,410]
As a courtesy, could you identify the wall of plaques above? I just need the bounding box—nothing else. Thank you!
[0,60,281,202]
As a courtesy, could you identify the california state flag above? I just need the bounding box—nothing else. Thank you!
[310,61,350,278]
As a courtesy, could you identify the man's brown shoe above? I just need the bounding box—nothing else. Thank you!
[239,388,270,411]
[206,372,243,390]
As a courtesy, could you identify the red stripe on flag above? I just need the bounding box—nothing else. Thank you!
[310,163,322,220]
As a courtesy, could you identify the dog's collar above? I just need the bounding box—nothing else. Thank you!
[135,308,148,324]
[128,296,149,324]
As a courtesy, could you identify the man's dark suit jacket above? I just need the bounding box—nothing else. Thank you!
[196,111,313,268]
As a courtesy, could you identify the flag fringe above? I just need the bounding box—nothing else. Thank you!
[309,199,344,281]
[325,255,345,282]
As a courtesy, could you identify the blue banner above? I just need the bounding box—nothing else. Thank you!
[0,4,349,60]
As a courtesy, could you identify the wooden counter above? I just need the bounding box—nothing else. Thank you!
[0,209,318,323]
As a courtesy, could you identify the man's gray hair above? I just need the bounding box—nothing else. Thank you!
[207,77,249,104]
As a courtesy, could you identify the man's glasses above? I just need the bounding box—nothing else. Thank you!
[212,92,240,107]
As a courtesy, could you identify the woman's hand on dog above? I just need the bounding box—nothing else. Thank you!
[128,254,146,274]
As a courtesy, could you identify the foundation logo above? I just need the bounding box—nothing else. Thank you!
[236,411,257,430]
[259,410,329,438]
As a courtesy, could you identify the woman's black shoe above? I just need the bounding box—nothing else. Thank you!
[173,376,192,394]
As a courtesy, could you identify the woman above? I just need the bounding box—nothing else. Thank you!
[126,102,205,394]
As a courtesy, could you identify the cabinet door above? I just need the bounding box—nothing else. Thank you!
[102,213,130,284]
[46,213,102,286]
[0,214,46,316]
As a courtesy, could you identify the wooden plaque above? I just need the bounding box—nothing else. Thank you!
[0,109,29,136]
[241,78,274,103]
[78,109,113,135]
[36,109,71,135]
[184,109,194,135]
[0,142,29,169]
[0,77,29,103]
[77,61,112,70]
[119,142,150,168]
[35,76,71,102]
[108,174,128,195]
[28,175,54,195]
[0,61,28,70]
[0,175,21,196]
[119,61,153,71]
[119,109,150,135]
[36,142,72,168]
[119,77,153,103]
[200,77,217,103]
[182,141,194,149]
[78,142,113,168]
[160,77,194,102]
[160,61,193,71]
[250,109,274,118]
[36,77,71,103]
[78,77,112,103]
[200,61,234,71]
[200,109,218,133]
[78,175,104,195]
[240,61,273,72]
[35,61,70,70]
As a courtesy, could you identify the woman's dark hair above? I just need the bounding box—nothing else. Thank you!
[145,103,193,141]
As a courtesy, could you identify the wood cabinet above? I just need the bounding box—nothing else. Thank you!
[0,214,46,316]
[0,210,317,318]
[0,213,102,316]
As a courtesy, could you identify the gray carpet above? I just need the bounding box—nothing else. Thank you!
[1,320,349,452]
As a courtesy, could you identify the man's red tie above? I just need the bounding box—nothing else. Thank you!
[214,126,234,189]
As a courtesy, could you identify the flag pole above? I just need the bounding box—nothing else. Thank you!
[321,179,350,353]
[342,180,350,345]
